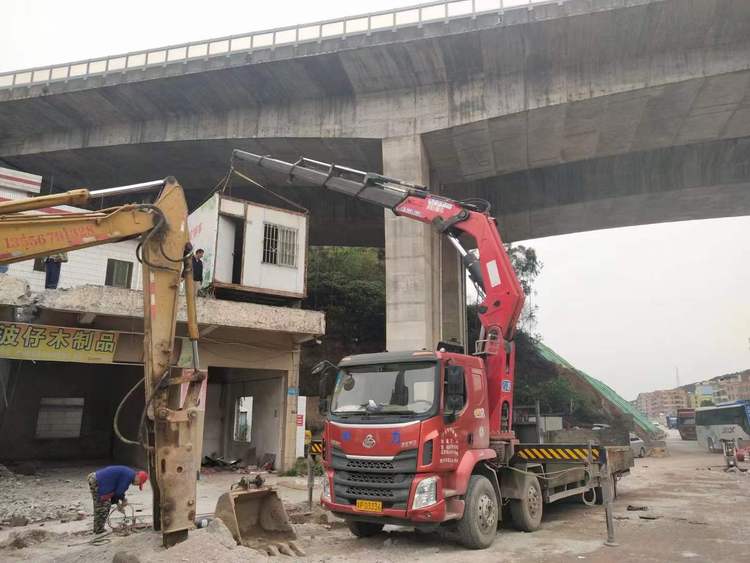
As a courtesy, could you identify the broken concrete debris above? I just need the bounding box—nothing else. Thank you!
[206,518,237,550]
[0,528,62,550]
[0,470,89,526]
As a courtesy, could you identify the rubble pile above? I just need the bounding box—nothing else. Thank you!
[0,466,88,526]
[0,528,63,550]
[111,519,269,563]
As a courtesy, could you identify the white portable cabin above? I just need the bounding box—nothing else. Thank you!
[187,193,308,300]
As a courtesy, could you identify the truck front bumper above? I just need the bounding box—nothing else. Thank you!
[322,497,447,526]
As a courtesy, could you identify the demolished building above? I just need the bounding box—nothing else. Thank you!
[0,170,323,472]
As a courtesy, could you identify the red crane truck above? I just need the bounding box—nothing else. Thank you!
[232,150,632,549]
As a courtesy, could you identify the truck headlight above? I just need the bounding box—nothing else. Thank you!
[321,475,331,502]
[412,476,438,509]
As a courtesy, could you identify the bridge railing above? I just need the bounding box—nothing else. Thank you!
[0,0,558,91]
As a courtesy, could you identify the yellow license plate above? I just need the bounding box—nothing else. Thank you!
[356,499,382,512]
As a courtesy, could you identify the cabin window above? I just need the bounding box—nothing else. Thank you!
[262,223,298,268]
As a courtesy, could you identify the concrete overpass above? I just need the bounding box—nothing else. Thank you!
[1,0,749,350]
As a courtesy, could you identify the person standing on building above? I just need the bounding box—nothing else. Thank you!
[43,252,67,289]
[87,466,148,534]
[192,248,205,297]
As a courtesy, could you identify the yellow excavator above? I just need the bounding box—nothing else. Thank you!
[0,178,297,552]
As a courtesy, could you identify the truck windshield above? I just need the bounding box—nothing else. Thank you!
[331,362,437,416]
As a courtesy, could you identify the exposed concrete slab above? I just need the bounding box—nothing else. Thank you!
[451,137,750,241]
[0,138,386,247]
[424,69,750,182]
[0,275,31,305]
[3,0,749,166]
[0,279,324,337]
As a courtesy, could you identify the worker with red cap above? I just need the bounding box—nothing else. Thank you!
[87,465,148,534]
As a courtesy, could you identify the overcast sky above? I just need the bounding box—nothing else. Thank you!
[2,1,748,399]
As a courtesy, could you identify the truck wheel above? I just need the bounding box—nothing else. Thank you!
[510,476,543,531]
[456,475,499,549]
[639,447,646,458]
[347,520,383,538]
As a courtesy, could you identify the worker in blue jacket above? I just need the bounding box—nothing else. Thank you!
[87,465,148,534]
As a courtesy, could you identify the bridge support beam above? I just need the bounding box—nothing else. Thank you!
[383,135,465,353]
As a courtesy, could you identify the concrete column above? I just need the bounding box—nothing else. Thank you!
[383,135,440,352]
[383,136,466,352]
[280,344,301,471]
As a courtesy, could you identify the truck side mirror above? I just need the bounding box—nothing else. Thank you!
[444,365,465,422]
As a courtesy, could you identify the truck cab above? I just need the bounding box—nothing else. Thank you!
[320,350,496,532]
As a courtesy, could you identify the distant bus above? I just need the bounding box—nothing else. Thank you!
[695,401,750,452]
[676,408,696,441]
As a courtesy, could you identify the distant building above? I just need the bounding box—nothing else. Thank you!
[713,370,750,403]
[637,370,750,414]
[686,372,750,407]
[692,383,716,407]
[634,388,689,419]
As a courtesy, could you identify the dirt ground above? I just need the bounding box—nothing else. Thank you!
[1,431,748,562]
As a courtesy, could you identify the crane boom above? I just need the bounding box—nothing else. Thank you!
[232,149,525,436]
[0,178,202,546]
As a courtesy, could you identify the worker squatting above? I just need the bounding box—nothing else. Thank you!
[88,465,148,534]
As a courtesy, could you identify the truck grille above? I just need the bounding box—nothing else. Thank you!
[346,472,396,484]
[331,447,417,509]
[344,458,394,471]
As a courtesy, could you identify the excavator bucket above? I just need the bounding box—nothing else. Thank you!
[214,485,304,556]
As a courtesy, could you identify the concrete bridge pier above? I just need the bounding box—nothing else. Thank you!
[383,135,466,353]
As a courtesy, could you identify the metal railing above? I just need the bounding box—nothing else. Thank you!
[0,0,560,91]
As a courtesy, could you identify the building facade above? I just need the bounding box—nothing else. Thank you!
[0,168,323,471]
[634,388,690,420]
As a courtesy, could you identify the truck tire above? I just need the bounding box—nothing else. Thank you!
[510,476,543,531]
[456,475,499,549]
[638,447,646,458]
[347,520,383,538]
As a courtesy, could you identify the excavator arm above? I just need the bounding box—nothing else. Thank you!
[232,150,524,438]
[0,179,202,546]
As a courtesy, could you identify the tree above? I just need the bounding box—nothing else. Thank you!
[467,243,543,345]
[506,244,543,335]
[300,247,385,395]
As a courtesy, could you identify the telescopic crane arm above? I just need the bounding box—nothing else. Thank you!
[232,149,525,437]
[0,179,202,546]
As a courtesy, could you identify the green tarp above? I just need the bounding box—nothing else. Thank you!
[534,341,659,436]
